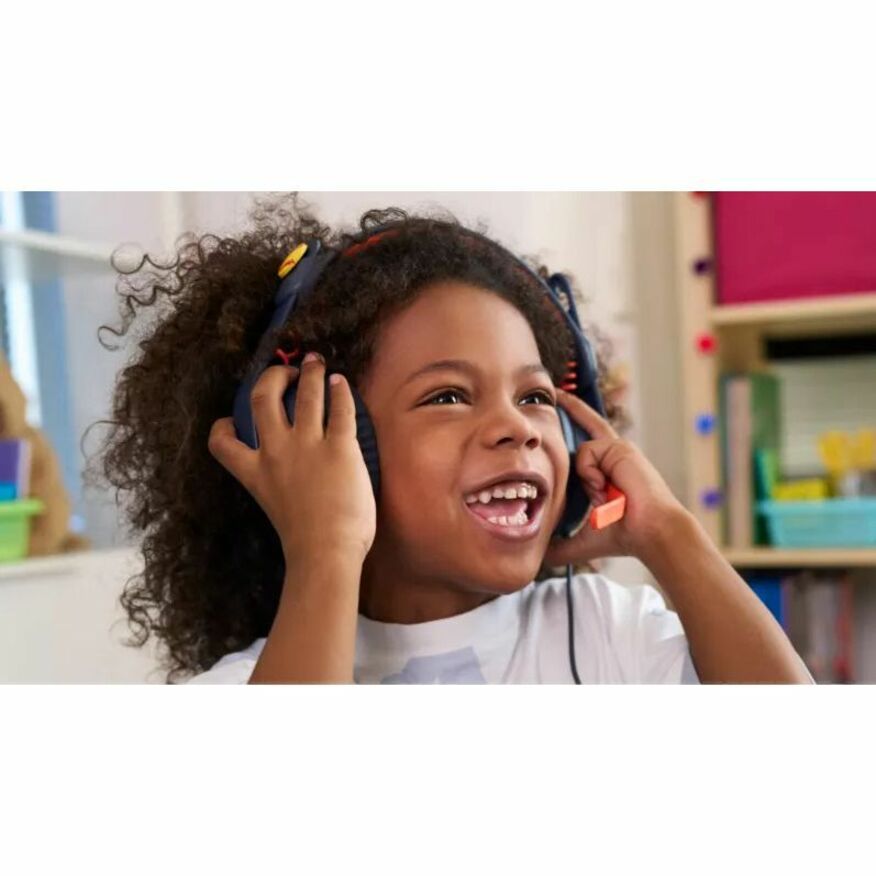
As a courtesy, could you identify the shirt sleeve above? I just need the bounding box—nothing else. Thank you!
[633,584,699,684]
[186,649,260,684]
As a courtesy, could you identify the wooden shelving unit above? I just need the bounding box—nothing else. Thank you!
[673,192,876,570]
[724,548,876,569]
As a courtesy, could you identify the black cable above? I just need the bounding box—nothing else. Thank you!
[565,563,581,684]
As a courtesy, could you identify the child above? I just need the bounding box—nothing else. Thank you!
[100,196,811,684]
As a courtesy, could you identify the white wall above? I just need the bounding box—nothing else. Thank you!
[188,190,644,432]
[55,193,174,549]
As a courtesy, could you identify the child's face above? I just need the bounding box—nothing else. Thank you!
[358,282,569,597]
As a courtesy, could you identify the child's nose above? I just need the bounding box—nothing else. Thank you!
[479,405,541,450]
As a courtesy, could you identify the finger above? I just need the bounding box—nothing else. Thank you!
[208,417,257,485]
[250,365,300,441]
[544,522,619,566]
[294,353,327,439]
[578,464,608,495]
[325,373,357,442]
[556,388,618,441]
[572,437,620,487]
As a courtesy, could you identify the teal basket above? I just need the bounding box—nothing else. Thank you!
[757,498,876,548]
[0,499,45,561]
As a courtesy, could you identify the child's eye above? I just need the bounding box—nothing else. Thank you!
[424,389,468,406]
[520,390,556,407]
[423,389,555,407]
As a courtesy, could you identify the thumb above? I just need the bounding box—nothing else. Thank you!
[544,523,620,567]
[208,417,256,487]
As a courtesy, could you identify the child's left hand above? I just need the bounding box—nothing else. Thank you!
[543,388,690,567]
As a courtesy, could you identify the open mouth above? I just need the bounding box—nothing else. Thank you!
[465,488,546,541]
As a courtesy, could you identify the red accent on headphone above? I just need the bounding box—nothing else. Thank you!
[274,347,300,366]
[342,229,399,258]
[557,359,578,392]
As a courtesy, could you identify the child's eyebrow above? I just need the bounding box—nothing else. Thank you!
[402,359,550,387]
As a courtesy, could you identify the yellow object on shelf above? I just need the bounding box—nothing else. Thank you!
[818,431,852,477]
[853,428,875,470]
[818,429,876,497]
[773,479,829,501]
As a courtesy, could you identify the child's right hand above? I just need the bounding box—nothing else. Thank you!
[207,353,377,567]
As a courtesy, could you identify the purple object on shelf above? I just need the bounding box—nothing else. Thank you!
[701,488,723,509]
[0,440,30,499]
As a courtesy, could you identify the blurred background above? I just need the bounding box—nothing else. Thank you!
[0,191,873,682]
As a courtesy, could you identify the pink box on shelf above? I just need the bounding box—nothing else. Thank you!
[713,192,876,305]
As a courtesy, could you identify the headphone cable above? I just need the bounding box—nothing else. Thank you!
[565,563,581,684]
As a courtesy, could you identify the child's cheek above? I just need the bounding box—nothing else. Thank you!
[378,439,458,531]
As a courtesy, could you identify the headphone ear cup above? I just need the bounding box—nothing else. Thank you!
[349,386,381,497]
[554,407,590,539]
[281,378,381,498]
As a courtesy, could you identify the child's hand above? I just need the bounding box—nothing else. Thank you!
[207,354,377,567]
[543,388,689,567]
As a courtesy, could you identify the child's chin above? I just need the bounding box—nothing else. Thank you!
[474,558,543,594]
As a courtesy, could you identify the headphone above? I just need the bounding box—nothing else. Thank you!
[232,222,607,683]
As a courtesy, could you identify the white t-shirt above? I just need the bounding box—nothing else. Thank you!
[186,573,699,684]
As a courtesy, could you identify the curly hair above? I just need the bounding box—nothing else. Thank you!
[95,194,627,682]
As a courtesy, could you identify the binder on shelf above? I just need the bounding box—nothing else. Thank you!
[720,373,781,548]
[746,574,786,627]
[782,571,855,684]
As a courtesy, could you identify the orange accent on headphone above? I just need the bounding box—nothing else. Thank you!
[589,485,626,530]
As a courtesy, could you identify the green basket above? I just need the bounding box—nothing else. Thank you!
[0,499,45,562]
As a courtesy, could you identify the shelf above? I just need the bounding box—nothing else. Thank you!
[710,292,876,337]
[723,547,876,568]
[0,228,116,285]
[0,545,137,583]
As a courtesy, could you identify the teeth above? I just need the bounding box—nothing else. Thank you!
[486,510,529,527]
[464,481,540,504]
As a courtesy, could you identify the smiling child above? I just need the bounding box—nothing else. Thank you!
[99,196,811,684]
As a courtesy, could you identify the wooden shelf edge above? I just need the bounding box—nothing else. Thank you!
[0,545,139,582]
[722,547,876,568]
[710,292,876,328]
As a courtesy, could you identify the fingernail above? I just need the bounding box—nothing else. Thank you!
[329,373,342,386]
[302,351,321,365]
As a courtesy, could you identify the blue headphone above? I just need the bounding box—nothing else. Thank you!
[232,224,606,540]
